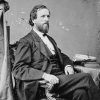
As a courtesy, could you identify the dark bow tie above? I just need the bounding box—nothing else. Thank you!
[43,33,47,36]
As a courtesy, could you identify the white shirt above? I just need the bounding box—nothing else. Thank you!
[33,28,55,55]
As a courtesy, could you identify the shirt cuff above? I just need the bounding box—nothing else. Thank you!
[65,65,73,68]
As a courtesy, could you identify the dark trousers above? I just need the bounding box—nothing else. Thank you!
[52,73,100,100]
[72,89,89,100]
[14,73,100,100]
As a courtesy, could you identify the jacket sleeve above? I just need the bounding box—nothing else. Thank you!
[61,52,74,67]
[12,39,44,81]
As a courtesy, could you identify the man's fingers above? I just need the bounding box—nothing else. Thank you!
[42,73,59,84]
[50,77,59,84]
[65,66,74,75]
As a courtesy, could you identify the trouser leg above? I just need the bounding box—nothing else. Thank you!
[55,73,100,100]
[73,89,89,100]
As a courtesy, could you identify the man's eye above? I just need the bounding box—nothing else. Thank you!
[47,15,50,18]
[42,15,45,18]
[41,15,50,18]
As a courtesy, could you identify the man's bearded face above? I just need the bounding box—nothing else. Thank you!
[33,8,50,34]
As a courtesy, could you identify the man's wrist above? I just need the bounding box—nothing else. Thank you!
[42,73,47,79]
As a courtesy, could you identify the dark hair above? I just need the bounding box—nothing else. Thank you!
[29,4,50,26]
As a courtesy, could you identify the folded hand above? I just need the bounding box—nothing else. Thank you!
[42,73,59,85]
[64,65,74,75]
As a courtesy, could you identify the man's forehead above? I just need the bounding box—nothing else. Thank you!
[37,8,50,16]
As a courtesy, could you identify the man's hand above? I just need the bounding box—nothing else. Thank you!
[64,65,74,75]
[42,73,59,85]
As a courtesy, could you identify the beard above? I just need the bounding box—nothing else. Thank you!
[37,23,49,34]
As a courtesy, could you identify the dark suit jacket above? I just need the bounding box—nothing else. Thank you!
[12,30,73,100]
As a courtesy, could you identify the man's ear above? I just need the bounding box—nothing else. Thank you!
[32,19,36,24]
[32,20,35,24]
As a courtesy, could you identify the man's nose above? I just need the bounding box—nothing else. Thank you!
[44,16,49,21]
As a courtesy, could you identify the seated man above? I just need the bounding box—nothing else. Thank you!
[12,4,100,100]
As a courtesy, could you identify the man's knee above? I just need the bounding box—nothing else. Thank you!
[82,73,93,82]
[82,73,92,79]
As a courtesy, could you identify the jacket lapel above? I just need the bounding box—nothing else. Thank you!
[47,35,63,65]
[30,30,51,59]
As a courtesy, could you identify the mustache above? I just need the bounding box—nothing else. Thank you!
[44,22,49,25]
